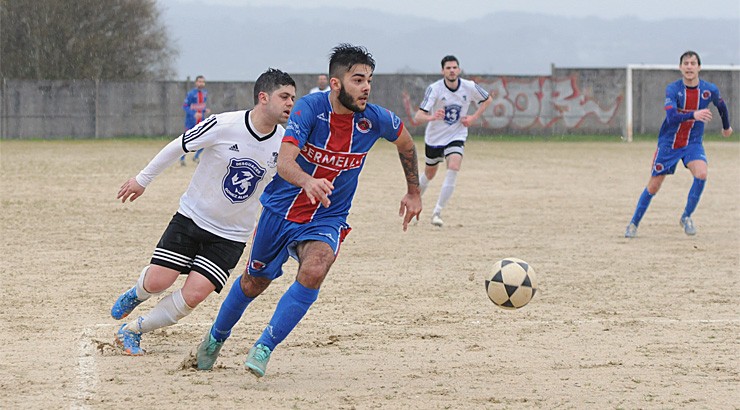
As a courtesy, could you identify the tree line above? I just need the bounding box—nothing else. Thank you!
[0,0,176,80]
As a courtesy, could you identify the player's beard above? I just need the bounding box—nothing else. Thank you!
[338,84,365,113]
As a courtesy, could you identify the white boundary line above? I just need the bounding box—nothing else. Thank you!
[73,325,104,410]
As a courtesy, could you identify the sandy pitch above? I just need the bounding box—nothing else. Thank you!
[1,139,738,409]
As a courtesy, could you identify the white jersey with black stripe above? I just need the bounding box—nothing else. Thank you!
[419,78,490,146]
[136,110,283,242]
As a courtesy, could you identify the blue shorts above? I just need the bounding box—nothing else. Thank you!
[651,144,706,176]
[246,209,351,280]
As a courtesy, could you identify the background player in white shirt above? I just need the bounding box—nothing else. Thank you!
[308,73,330,94]
[414,55,491,227]
[110,68,296,356]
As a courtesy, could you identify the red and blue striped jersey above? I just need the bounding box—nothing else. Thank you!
[183,88,208,130]
[659,79,723,149]
[260,91,405,223]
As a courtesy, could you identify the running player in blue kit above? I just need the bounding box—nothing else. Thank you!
[195,44,422,376]
[625,51,733,238]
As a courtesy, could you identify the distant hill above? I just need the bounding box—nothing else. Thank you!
[161,2,740,80]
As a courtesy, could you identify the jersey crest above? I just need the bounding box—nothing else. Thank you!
[223,158,267,203]
[445,104,462,125]
[355,118,372,133]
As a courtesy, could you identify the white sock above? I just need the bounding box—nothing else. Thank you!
[134,266,157,300]
[126,289,194,334]
[434,170,458,215]
[419,173,430,196]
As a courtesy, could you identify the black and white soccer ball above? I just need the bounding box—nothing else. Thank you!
[486,258,537,309]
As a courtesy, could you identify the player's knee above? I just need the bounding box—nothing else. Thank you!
[181,282,215,307]
[694,170,707,180]
[296,269,328,289]
[241,274,271,298]
[143,265,180,294]
[296,259,332,289]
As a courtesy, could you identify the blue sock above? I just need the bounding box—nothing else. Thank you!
[630,188,654,226]
[683,177,706,218]
[210,275,254,342]
[256,281,319,351]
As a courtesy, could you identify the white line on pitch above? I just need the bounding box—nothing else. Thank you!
[72,327,98,410]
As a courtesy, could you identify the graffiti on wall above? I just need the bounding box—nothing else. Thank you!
[403,75,623,130]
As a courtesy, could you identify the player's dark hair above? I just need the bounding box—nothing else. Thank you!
[680,50,701,66]
[254,68,295,105]
[195,75,205,81]
[329,44,375,79]
[441,55,459,68]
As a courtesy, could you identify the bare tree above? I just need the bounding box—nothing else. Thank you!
[0,0,177,79]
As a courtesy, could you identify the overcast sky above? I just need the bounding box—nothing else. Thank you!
[185,0,740,22]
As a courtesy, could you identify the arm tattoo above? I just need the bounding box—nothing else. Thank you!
[398,146,420,188]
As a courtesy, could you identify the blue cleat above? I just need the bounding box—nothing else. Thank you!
[111,287,144,320]
[115,323,144,356]
[244,344,272,378]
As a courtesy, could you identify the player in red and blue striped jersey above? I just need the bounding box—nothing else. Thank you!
[196,44,422,375]
[625,51,733,238]
[180,75,210,165]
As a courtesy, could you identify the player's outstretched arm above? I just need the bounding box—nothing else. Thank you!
[277,142,333,208]
[393,127,422,231]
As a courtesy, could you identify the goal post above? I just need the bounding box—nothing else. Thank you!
[625,64,740,142]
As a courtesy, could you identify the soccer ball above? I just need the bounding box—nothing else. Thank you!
[486,258,537,309]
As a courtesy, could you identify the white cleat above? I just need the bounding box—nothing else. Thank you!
[680,216,696,236]
[624,222,637,238]
[431,214,444,227]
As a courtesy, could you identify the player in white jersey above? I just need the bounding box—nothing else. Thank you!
[308,73,330,94]
[414,55,491,227]
[110,69,296,356]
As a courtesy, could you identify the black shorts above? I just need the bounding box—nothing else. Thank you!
[425,140,465,166]
[151,213,246,293]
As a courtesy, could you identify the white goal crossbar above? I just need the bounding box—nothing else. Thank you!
[625,64,740,141]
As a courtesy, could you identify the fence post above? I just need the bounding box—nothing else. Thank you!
[94,78,99,138]
[1,78,5,139]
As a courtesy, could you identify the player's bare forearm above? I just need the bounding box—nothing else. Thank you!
[394,129,420,193]
[399,147,420,192]
[414,109,443,124]
[472,96,492,121]
[394,128,422,230]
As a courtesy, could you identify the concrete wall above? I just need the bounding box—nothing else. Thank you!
[1,69,737,139]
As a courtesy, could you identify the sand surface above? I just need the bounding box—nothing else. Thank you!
[1,139,738,409]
